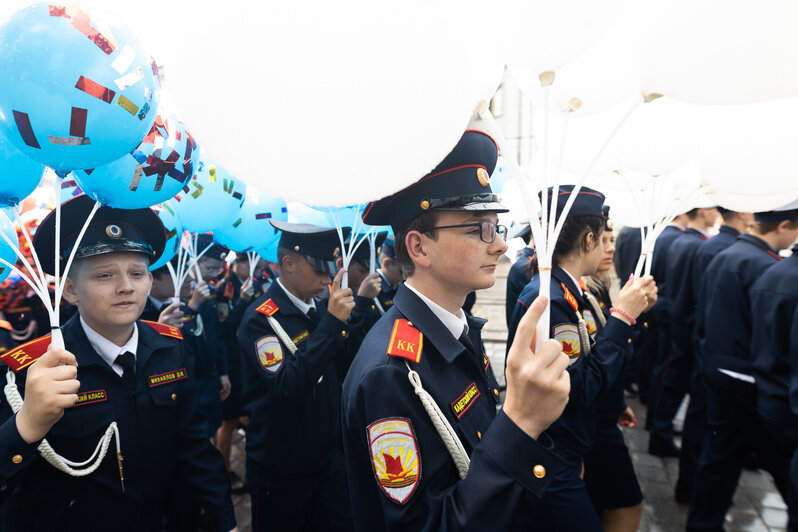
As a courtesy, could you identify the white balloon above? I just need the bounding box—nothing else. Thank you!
[120,0,502,206]
[638,0,798,104]
[701,98,798,211]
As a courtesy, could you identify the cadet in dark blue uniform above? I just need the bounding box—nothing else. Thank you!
[613,225,643,283]
[750,241,798,528]
[237,221,360,532]
[583,206,650,532]
[343,130,571,530]
[508,185,652,531]
[505,221,535,326]
[687,206,798,531]
[646,214,686,454]
[677,208,752,504]
[376,237,402,313]
[0,195,236,532]
[649,207,717,461]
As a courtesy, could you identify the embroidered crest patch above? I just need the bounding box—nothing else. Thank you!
[553,323,581,365]
[368,417,420,505]
[217,301,230,322]
[256,335,283,373]
[583,309,598,339]
[74,389,107,406]
[451,382,481,419]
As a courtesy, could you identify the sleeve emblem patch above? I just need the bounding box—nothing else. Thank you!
[256,335,283,373]
[554,323,581,366]
[368,417,421,505]
[582,309,598,339]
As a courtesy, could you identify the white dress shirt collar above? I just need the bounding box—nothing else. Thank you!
[276,277,317,316]
[80,316,138,378]
[404,282,469,338]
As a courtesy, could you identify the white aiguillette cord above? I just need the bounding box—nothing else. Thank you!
[265,315,323,384]
[404,361,470,479]
[3,328,126,491]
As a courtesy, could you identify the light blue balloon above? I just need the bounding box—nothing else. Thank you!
[214,189,287,252]
[287,202,333,226]
[490,157,514,194]
[320,205,361,228]
[0,131,45,206]
[171,157,245,234]
[0,210,20,283]
[148,201,182,271]
[74,113,198,208]
[0,3,161,172]
[257,235,280,263]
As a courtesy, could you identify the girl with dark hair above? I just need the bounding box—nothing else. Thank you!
[508,186,655,531]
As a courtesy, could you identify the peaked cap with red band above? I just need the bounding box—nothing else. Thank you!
[539,184,605,220]
[34,194,167,275]
[362,130,507,233]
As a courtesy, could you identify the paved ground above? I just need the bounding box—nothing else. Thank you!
[228,260,789,531]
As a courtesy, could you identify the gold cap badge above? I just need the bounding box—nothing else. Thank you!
[420,200,430,210]
[106,224,122,238]
[477,168,490,187]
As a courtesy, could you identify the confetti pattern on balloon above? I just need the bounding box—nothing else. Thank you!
[149,201,182,271]
[214,189,287,252]
[171,158,246,234]
[0,3,161,172]
[73,113,198,208]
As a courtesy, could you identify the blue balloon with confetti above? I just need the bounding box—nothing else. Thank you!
[0,3,161,173]
[148,201,182,271]
[73,113,198,208]
[0,131,45,207]
[171,157,246,234]
[257,234,281,263]
[214,188,287,252]
[0,210,21,283]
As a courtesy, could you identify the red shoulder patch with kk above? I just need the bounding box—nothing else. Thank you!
[141,320,183,340]
[387,319,423,364]
[0,333,52,372]
[560,283,579,313]
[255,298,279,317]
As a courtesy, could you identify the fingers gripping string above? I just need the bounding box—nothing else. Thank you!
[4,371,124,485]
[404,361,470,479]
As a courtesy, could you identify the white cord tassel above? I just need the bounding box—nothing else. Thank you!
[404,361,470,479]
[266,315,323,384]
[583,291,608,328]
[4,371,124,487]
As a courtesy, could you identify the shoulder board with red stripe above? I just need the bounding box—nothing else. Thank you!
[141,320,183,340]
[560,283,579,313]
[255,298,279,316]
[223,280,235,300]
[0,333,52,372]
[387,319,423,364]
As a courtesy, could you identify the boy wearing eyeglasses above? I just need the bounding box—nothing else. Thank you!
[342,130,572,530]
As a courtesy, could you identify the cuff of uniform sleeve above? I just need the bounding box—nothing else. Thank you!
[354,295,375,313]
[316,312,350,339]
[604,316,635,346]
[0,415,40,480]
[482,410,561,498]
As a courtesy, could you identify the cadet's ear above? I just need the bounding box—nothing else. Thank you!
[281,253,295,273]
[63,276,79,304]
[405,230,431,269]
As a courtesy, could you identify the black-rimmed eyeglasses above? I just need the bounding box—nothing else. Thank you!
[423,221,508,243]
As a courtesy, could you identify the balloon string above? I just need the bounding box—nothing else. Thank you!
[540,85,550,258]
[55,201,101,307]
[167,261,179,298]
[329,208,348,289]
[53,176,63,327]
[248,251,257,280]
[0,257,52,322]
[11,210,48,297]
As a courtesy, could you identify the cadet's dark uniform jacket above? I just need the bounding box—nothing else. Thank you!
[238,282,361,480]
[509,267,634,460]
[342,284,561,531]
[613,226,643,283]
[377,272,399,312]
[751,244,798,445]
[505,246,535,326]
[0,315,235,532]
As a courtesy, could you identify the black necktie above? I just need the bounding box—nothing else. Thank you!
[115,352,136,392]
[458,329,478,358]
[306,307,317,322]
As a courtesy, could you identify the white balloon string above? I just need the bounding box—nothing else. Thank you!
[11,210,49,297]
[550,97,642,247]
[547,112,571,250]
[53,175,63,327]
[540,86,551,256]
[56,201,101,308]
[248,250,258,280]
[0,257,52,320]
[191,234,202,281]
[368,232,377,275]
[166,261,180,298]
[329,208,348,289]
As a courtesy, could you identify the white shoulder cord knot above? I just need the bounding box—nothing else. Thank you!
[583,291,608,328]
[266,315,324,384]
[4,371,124,487]
[404,361,470,479]
[575,310,592,357]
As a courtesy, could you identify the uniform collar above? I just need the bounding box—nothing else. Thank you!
[275,277,316,315]
[683,227,709,240]
[739,233,780,256]
[522,246,535,258]
[393,284,486,364]
[148,296,167,311]
[404,281,469,337]
[554,266,584,297]
[80,316,138,375]
[719,225,741,238]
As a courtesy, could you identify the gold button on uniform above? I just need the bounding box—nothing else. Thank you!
[11,455,22,464]
[171,393,177,401]
[341,330,347,337]
[627,338,632,344]
[533,465,546,478]
[476,430,482,440]
[643,322,649,328]
[493,389,499,397]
